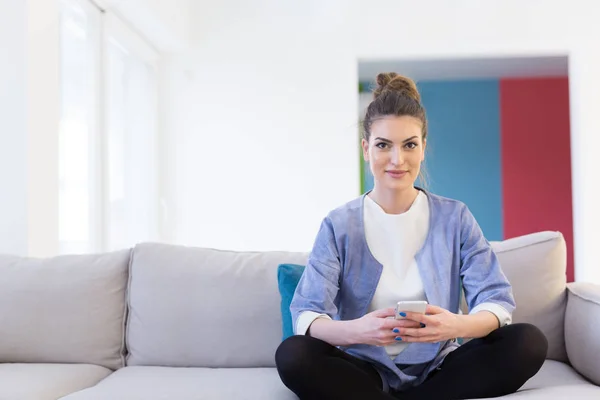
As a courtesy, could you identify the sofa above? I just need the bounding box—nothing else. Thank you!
[0,230,599,399]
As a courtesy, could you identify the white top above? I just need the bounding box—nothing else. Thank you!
[363,191,428,357]
[296,191,511,359]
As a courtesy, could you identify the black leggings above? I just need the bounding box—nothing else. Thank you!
[275,323,548,400]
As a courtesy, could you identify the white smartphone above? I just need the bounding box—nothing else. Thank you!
[395,300,428,319]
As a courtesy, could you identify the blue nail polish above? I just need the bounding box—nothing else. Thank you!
[395,337,402,341]
[393,328,399,333]
[421,323,426,328]
[399,312,406,317]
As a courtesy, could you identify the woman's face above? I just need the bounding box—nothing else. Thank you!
[362,115,426,192]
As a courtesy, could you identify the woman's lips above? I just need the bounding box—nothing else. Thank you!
[386,170,408,178]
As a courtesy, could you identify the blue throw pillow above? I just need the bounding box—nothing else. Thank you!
[277,263,305,341]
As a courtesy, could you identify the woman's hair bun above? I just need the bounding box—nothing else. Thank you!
[373,72,421,103]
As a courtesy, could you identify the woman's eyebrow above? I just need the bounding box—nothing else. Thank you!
[373,136,418,143]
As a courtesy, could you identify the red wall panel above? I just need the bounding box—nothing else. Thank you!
[500,77,574,282]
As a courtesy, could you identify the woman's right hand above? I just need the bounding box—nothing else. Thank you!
[351,307,423,346]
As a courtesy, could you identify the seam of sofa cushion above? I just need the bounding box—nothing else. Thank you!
[492,231,562,254]
[117,247,134,369]
[123,246,136,367]
[567,283,600,307]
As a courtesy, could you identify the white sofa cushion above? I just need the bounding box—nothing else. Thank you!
[0,363,112,400]
[57,362,600,400]
[126,243,308,368]
[479,360,600,399]
[59,366,297,400]
[565,282,600,385]
[0,250,130,370]
[490,231,568,362]
[519,360,600,392]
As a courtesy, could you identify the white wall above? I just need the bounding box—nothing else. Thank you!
[0,0,28,255]
[568,18,600,284]
[163,0,600,283]
[162,0,359,252]
[0,0,60,257]
[26,0,60,257]
[101,0,191,51]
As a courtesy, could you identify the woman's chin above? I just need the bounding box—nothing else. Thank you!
[377,177,414,191]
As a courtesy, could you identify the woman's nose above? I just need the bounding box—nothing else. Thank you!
[391,149,404,165]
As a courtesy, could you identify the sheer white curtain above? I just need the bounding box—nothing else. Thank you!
[104,14,160,251]
[58,0,102,254]
[59,0,160,254]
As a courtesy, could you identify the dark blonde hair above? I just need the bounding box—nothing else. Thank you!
[362,72,429,187]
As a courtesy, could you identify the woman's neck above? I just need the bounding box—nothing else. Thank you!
[368,186,420,214]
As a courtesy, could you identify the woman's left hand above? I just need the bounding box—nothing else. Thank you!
[395,305,463,343]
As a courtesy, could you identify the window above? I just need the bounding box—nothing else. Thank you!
[58,0,102,254]
[59,0,160,254]
[104,13,160,251]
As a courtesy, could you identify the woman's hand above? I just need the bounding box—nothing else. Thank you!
[395,305,463,343]
[350,307,424,346]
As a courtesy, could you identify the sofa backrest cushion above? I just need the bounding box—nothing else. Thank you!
[127,230,568,367]
[490,231,568,362]
[125,243,308,368]
[0,250,130,370]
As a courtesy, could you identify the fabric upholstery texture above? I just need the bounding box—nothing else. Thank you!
[125,243,308,368]
[277,263,305,340]
[490,231,568,362]
[0,363,111,400]
[565,282,600,385]
[0,250,130,370]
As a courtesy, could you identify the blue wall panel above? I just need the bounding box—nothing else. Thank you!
[418,80,502,240]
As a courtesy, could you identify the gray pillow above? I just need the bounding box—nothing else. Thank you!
[125,243,308,368]
[491,231,568,362]
[0,250,131,369]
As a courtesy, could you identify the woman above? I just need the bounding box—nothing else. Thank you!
[275,72,548,399]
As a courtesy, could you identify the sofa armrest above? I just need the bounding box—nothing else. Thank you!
[565,282,600,385]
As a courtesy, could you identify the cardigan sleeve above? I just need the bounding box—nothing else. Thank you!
[459,205,516,322]
[290,217,342,335]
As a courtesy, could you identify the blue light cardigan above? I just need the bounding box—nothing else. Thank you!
[289,189,515,392]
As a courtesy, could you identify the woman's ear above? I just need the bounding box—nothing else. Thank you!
[421,138,427,161]
[361,138,370,162]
